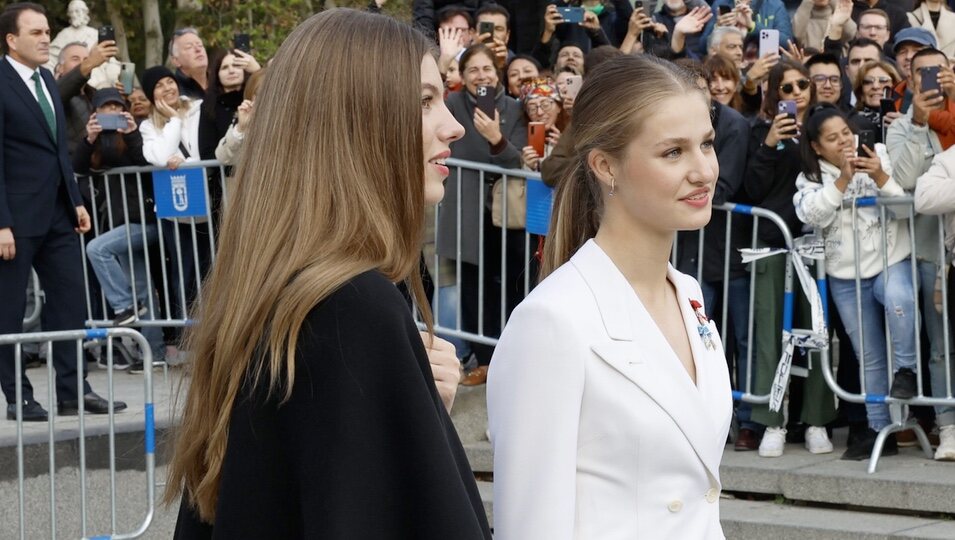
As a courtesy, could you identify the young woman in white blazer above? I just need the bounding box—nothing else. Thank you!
[487,55,733,540]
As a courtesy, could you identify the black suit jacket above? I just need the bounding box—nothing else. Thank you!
[174,271,492,539]
[0,58,82,236]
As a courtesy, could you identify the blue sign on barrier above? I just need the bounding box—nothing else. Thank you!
[525,178,553,236]
[153,168,208,219]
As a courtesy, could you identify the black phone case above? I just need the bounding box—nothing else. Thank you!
[479,22,494,36]
[921,66,941,93]
[476,86,496,118]
[857,131,875,157]
[98,26,115,43]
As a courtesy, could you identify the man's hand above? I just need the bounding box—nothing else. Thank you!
[420,332,461,412]
[831,0,852,27]
[0,228,14,260]
[85,112,102,144]
[81,40,118,77]
[489,38,508,69]
[543,4,562,38]
[912,88,944,125]
[581,10,602,31]
[75,207,91,234]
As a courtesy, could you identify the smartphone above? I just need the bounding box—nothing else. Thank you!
[557,6,585,24]
[857,130,875,157]
[633,0,644,11]
[233,33,251,54]
[778,100,796,120]
[119,62,135,95]
[478,21,495,38]
[528,122,546,157]
[758,29,780,59]
[98,25,115,44]
[719,4,733,15]
[97,113,126,131]
[476,85,496,118]
[563,75,583,99]
[920,65,941,93]
[879,98,895,117]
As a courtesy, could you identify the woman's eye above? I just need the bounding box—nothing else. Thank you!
[422,95,433,109]
[664,148,682,159]
[701,140,714,151]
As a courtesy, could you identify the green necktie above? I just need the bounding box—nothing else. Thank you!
[31,72,56,138]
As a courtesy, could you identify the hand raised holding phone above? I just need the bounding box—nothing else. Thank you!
[764,112,798,147]
[851,143,889,187]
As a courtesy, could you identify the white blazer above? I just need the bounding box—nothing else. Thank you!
[488,239,733,540]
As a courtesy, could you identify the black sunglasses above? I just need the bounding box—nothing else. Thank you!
[779,78,811,94]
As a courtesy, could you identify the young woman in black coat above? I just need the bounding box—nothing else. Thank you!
[166,9,490,539]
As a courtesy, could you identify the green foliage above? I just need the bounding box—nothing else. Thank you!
[175,0,314,62]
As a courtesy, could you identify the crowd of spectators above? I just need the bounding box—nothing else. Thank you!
[11,0,955,462]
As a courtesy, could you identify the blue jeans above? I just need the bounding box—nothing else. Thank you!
[830,260,919,431]
[435,285,471,361]
[86,223,164,358]
[919,261,955,426]
[702,276,757,432]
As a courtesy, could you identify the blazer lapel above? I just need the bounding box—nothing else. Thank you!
[571,241,722,483]
[1,60,56,144]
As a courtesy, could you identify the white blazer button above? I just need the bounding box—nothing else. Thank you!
[667,500,683,513]
[705,488,719,503]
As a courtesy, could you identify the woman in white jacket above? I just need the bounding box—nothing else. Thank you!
[139,66,202,168]
[488,55,731,540]
[794,103,917,461]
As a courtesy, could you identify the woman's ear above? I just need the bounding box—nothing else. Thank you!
[587,149,615,192]
[809,139,822,157]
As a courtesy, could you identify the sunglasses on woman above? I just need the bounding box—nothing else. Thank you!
[862,76,892,86]
[779,79,811,94]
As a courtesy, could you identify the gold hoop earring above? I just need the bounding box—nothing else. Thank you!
[609,176,616,197]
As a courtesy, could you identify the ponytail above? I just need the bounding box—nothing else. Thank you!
[540,158,602,279]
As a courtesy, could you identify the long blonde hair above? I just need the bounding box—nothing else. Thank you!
[164,9,434,522]
[541,55,707,279]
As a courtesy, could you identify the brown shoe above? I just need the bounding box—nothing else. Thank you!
[735,428,758,451]
[461,365,489,386]
[896,429,917,447]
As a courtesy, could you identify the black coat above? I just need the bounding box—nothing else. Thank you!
[0,60,83,236]
[173,271,492,540]
[72,130,153,227]
[743,119,807,248]
[676,102,753,282]
[412,0,496,35]
[198,90,243,161]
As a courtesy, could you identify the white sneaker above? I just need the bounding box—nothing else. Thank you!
[805,426,834,454]
[935,425,955,461]
[758,427,786,458]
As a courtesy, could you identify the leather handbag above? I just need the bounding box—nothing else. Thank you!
[491,176,526,229]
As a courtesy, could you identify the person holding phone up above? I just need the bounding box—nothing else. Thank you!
[518,77,567,172]
[884,47,955,462]
[743,59,839,458]
[795,103,917,461]
[533,3,613,70]
[439,43,527,386]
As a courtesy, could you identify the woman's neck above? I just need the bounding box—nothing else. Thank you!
[925,0,942,9]
[223,84,241,94]
[594,211,673,305]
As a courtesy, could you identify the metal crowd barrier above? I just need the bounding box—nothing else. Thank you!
[428,160,822,417]
[426,158,543,351]
[816,196,952,472]
[1,328,156,540]
[78,160,227,330]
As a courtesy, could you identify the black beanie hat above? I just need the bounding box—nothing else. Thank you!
[142,66,178,105]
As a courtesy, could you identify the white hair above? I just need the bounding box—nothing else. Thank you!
[708,26,745,55]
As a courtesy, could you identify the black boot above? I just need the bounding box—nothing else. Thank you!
[841,428,898,461]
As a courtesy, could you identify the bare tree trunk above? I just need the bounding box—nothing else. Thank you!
[143,0,163,67]
[105,0,130,62]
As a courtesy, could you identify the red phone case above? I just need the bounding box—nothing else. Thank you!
[528,122,545,157]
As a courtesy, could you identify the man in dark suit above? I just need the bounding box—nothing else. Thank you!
[0,2,125,421]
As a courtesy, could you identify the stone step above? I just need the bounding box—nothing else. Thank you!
[475,480,955,539]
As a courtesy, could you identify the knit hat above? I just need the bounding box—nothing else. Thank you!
[519,77,561,103]
[142,66,178,105]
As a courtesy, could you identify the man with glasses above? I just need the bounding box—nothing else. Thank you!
[857,9,892,52]
[169,28,207,100]
[885,46,955,460]
[851,0,910,43]
[893,27,937,113]
[806,53,846,107]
